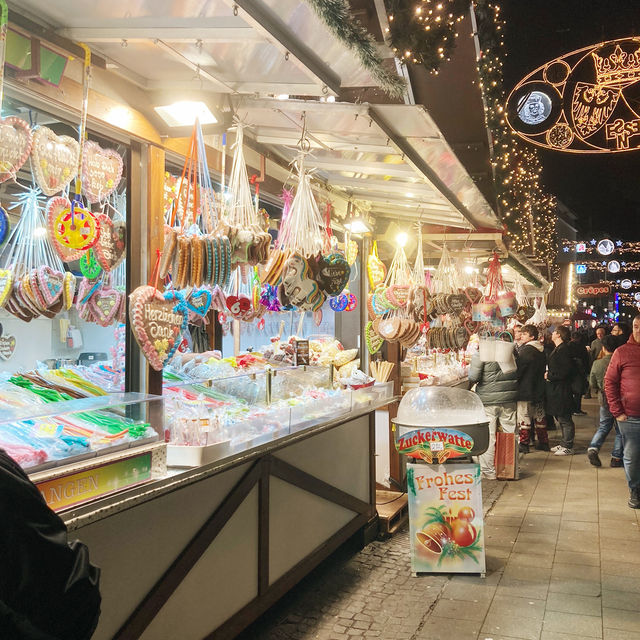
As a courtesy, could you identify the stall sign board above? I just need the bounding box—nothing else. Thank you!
[396,427,473,463]
[36,451,152,511]
[575,283,612,297]
[407,462,485,574]
[575,264,587,274]
[294,339,310,366]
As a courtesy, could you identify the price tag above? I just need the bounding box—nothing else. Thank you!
[430,441,444,452]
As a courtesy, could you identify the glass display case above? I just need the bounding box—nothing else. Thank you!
[162,364,392,467]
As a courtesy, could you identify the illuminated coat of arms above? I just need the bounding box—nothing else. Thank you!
[506,37,640,153]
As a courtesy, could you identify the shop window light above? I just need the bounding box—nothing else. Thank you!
[154,101,217,127]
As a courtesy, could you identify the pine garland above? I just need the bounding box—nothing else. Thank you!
[304,0,406,98]
[384,0,468,72]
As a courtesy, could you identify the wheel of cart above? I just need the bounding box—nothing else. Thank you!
[392,386,490,575]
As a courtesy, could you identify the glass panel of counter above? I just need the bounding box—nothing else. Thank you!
[162,366,393,468]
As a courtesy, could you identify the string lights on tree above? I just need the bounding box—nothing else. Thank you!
[473,2,559,280]
[384,0,468,71]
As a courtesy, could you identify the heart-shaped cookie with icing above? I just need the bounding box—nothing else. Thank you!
[91,287,122,327]
[0,334,16,360]
[37,266,65,306]
[129,285,187,371]
[31,126,79,196]
[93,213,126,271]
[366,320,384,355]
[186,288,212,316]
[316,253,350,296]
[0,117,33,182]
[82,140,124,203]
[0,269,13,308]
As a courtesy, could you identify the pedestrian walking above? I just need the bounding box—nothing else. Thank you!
[587,335,623,468]
[546,326,576,456]
[568,331,589,415]
[604,314,640,509]
[469,354,518,479]
[590,326,606,366]
[611,321,631,349]
[516,324,549,453]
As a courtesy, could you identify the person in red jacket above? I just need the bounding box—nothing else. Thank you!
[604,314,640,509]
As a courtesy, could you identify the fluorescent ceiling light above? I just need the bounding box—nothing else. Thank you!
[154,101,217,127]
[343,217,372,234]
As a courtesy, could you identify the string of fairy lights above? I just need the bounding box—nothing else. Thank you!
[472,2,559,279]
[310,0,560,280]
[384,0,468,71]
[562,239,640,254]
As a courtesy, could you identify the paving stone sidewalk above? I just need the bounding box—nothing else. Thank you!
[238,399,639,640]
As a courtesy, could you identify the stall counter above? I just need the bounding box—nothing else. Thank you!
[64,398,390,640]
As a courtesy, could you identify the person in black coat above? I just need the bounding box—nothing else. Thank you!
[568,331,589,415]
[516,324,549,453]
[0,449,101,639]
[546,325,576,455]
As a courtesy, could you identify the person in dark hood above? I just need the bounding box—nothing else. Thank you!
[546,326,576,456]
[568,331,589,415]
[0,449,101,639]
[516,324,549,453]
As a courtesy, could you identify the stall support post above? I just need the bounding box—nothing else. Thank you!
[146,144,166,398]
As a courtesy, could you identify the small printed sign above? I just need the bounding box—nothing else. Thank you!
[408,462,485,574]
[294,339,310,366]
[396,427,474,464]
[37,451,152,511]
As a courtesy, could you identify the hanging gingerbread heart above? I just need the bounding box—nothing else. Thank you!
[0,269,13,308]
[62,272,75,310]
[365,321,384,355]
[367,240,386,289]
[226,294,251,319]
[0,207,9,245]
[31,126,79,196]
[0,117,33,183]
[0,334,16,360]
[82,141,124,203]
[36,266,65,307]
[317,253,350,296]
[129,285,187,371]
[90,286,122,327]
[93,213,126,271]
[53,200,100,250]
[186,288,212,316]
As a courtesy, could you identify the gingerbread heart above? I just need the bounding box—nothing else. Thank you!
[47,196,84,262]
[37,266,65,306]
[31,126,79,196]
[366,321,384,355]
[63,272,76,310]
[91,287,121,327]
[186,288,212,316]
[0,334,16,360]
[464,287,483,305]
[129,285,187,371]
[0,117,33,183]
[0,269,13,308]
[226,295,251,319]
[377,316,402,341]
[94,213,126,271]
[82,140,124,203]
[317,253,350,296]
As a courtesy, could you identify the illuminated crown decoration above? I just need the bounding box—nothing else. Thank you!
[592,44,640,88]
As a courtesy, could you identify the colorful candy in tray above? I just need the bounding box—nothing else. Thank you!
[0,373,155,469]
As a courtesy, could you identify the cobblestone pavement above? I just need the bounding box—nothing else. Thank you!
[238,399,638,640]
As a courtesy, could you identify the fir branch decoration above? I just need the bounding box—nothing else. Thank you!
[384,0,468,72]
[304,0,406,98]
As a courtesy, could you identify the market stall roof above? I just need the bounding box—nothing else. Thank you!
[234,98,501,231]
[11,0,384,98]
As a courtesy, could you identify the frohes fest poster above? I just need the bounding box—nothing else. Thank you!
[407,462,486,574]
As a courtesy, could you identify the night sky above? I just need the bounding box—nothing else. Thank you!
[501,0,640,240]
